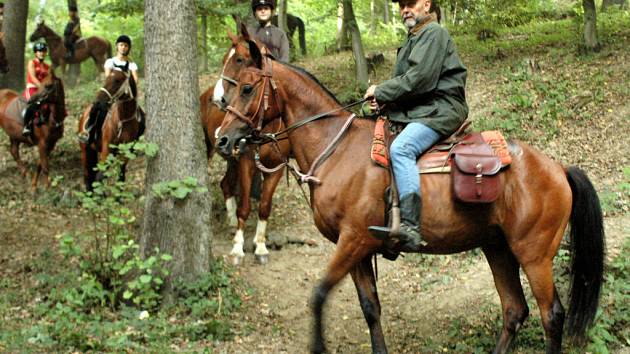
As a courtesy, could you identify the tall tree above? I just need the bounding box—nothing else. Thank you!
[0,0,28,91]
[383,0,390,24]
[336,2,350,51]
[582,0,601,52]
[277,0,288,33]
[370,0,377,34]
[142,0,213,300]
[342,0,368,89]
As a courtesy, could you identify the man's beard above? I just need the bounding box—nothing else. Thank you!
[404,17,417,29]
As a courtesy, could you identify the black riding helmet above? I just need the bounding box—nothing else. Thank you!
[116,35,132,48]
[33,42,48,53]
[251,0,275,12]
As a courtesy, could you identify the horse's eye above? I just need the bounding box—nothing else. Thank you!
[241,85,253,95]
[236,57,244,64]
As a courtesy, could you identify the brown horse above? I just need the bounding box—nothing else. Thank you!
[0,33,9,74]
[214,27,605,354]
[0,71,66,189]
[78,68,145,190]
[29,21,111,77]
[201,85,289,264]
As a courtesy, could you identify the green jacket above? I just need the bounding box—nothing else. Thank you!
[374,18,468,137]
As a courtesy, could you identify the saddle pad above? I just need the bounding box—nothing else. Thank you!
[371,117,389,168]
[3,97,27,125]
[481,130,511,165]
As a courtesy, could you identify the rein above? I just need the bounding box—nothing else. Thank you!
[99,72,134,105]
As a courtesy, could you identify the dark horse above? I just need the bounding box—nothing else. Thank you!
[0,71,66,189]
[78,68,145,190]
[201,85,289,264]
[214,27,605,354]
[272,13,307,56]
[0,33,9,74]
[29,21,111,77]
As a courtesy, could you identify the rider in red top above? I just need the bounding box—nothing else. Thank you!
[22,42,50,135]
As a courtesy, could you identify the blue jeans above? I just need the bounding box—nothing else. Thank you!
[391,122,440,197]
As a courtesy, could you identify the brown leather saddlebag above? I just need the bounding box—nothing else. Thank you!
[452,152,502,203]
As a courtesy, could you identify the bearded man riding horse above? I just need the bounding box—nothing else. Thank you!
[213,0,604,350]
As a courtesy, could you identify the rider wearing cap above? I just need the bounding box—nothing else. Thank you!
[364,0,468,252]
[22,42,51,136]
[78,35,139,143]
[247,0,290,62]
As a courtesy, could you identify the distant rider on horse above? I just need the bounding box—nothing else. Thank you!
[364,0,468,252]
[78,35,139,143]
[63,5,81,60]
[22,42,51,136]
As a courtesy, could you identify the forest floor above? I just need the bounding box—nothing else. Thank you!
[1,18,629,353]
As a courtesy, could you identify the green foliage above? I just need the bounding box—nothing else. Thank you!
[152,176,208,200]
[63,138,168,311]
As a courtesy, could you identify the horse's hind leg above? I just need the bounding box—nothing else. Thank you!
[9,140,28,177]
[350,257,388,354]
[81,144,98,191]
[252,169,283,264]
[522,259,565,354]
[482,241,529,354]
[221,159,239,227]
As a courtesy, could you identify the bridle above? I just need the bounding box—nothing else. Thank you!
[221,55,282,134]
[99,71,134,105]
[219,53,368,185]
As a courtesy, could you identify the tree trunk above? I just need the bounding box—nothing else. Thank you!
[342,0,368,90]
[383,0,390,24]
[336,2,350,51]
[142,0,213,302]
[67,0,78,9]
[277,0,288,33]
[583,0,601,52]
[0,0,29,91]
[370,0,377,34]
[201,14,208,72]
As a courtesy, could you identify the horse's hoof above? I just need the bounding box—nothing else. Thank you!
[255,254,269,265]
[229,254,243,266]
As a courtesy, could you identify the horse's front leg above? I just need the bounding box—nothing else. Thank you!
[228,156,255,266]
[252,168,284,265]
[32,140,50,190]
[9,139,28,177]
[311,232,380,353]
[350,256,388,354]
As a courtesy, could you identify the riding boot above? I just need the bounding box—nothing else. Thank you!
[21,103,39,136]
[369,193,427,252]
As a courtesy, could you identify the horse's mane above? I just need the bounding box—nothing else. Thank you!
[279,61,341,105]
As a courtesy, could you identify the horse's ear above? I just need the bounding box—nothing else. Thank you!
[227,29,238,45]
[247,40,263,69]
[240,22,251,42]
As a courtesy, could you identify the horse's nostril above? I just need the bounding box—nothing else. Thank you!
[217,136,230,149]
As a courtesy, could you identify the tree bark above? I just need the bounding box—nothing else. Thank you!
[370,0,377,34]
[67,0,78,9]
[336,2,350,51]
[142,0,213,301]
[342,0,368,89]
[201,14,208,72]
[0,0,29,91]
[277,0,288,33]
[383,0,390,24]
[583,0,601,52]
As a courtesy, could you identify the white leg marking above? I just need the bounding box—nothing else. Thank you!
[254,220,269,256]
[230,229,245,257]
[226,197,238,227]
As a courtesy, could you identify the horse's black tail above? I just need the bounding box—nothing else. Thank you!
[565,166,605,339]
[296,16,306,56]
